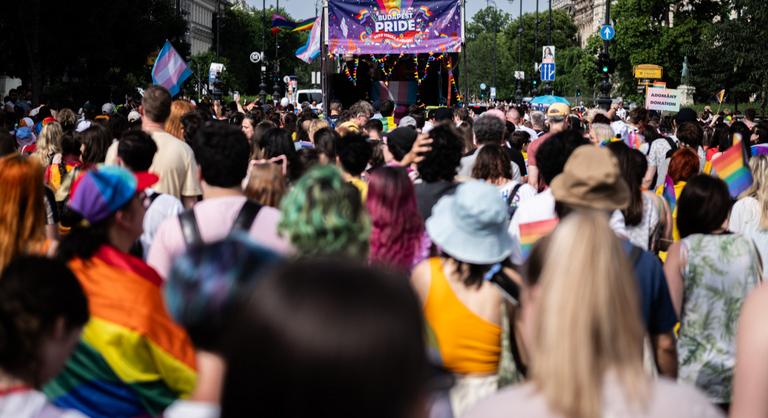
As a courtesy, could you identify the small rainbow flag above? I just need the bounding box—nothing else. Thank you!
[712,140,753,198]
[519,218,559,260]
[626,130,643,150]
[662,175,677,213]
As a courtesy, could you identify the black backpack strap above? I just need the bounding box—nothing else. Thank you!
[178,209,203,249]
[231,200,263,234]
[665,137,677,152]
[148,191,162,205]
[506,183,524,207]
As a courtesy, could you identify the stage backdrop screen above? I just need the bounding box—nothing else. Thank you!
[328,0,462,55]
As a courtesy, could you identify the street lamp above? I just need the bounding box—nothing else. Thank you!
[545,0,553,95]
[597,0,613,110]
[259,0,267,102]
[273,0,281,104]
[532,0,539,96]
[515,0,522,104]
[487,0,497,96]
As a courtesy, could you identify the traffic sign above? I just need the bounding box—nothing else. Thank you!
[249,51,263,63]
[480,83,487,90]
[490,87,497,99]
[540,63,556,82]
[600,25,615,41]
[634,64,663,79]
[514,71,525,80]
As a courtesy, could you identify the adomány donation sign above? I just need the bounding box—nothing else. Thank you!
[328,0,462,55]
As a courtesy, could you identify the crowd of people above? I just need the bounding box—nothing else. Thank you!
[1,83,768,418]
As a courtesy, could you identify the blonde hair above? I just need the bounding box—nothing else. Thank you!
[244,163,288,208]
[530,210,648,418]
[742,155,768,229]
[32,122,63,168]
[308,119,330,143]
[164,100,195,139]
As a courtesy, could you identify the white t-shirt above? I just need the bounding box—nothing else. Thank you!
[141,188,184,259]
[0,389,86,418]
[508,189,627,265]
[730,196,768,264]
[466,378,723,418]
[164,400,220,418]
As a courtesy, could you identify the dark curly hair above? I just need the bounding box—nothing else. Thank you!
[337,134,373,177]
[536,130,590,186]
[418,124,463,182]
[0,256,88,387]
[191,121,251,188]
[473,115,506,146]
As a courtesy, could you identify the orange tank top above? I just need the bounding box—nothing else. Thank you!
[423,258,501,375]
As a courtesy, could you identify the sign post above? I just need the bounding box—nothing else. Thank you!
[540,63,556,82]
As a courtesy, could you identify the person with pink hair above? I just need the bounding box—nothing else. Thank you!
[367,166,426,270]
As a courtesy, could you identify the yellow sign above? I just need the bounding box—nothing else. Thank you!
[634,64,663,80]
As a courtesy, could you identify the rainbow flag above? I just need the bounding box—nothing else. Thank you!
[272,14,316,32]
[712,141,753,198]
[44,246,196,418]
[519,218,559,260]
[625,130,643,150]
[662,175,677,213]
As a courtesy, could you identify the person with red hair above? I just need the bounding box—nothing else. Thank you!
[366,166,426,270]
[656,147,700,246]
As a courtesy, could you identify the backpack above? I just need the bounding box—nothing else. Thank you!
[129,191,164,259]
[178,199,263,249]
[646,136,678,159]
[506,183,524,219]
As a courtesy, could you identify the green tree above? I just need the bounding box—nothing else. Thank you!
[0,0,188,104]
[218,6,312,96]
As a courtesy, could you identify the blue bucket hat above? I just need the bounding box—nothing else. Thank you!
[426,181,514,264]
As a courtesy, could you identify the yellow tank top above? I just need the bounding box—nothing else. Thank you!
[424,258,501,375]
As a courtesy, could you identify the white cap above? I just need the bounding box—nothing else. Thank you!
[75,120,92,133]
[127,110,141,123]
[102,103,116,115]
[280,97,289,107]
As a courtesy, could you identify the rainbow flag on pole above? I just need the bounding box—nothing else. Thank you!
[44,246,196,418]
[712,137,753,198]
[151,40,192,98]
[272,14,317,32]
[519,218,559,260]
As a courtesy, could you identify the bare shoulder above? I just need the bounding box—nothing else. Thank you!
[410,259,432,303]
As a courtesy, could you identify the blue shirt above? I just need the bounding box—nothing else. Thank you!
[623,240,677,335]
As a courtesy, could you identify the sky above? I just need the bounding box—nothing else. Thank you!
[245,0,550,21]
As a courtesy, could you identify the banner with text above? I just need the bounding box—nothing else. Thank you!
[645,88,681,112]
[328,0,461,55]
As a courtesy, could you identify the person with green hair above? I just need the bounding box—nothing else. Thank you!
[279,165,370,258]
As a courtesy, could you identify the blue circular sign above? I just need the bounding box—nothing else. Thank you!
[600,25,616,41]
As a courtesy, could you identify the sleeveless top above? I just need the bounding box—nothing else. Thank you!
[678,233,762,404]
[423,258,501,375]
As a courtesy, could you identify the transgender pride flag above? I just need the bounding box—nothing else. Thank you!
[151,40,192,97]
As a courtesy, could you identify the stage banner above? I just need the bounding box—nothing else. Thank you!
[328,0,462,55]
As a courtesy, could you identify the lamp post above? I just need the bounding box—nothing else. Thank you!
[259,0,267,102]
[544,0,553,95]
[597,0,612,110]
[532,0,539,96]
[273,0,281,104]
[515,0,522,104]
[487,0,497,97]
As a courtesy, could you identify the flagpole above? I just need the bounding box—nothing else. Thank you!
[322,0,329,117]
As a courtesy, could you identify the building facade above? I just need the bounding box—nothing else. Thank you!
[181,0,218,55]
[553,0,613,48]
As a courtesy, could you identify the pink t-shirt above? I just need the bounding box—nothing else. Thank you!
[525,132,552,168]
[147,196,292,279]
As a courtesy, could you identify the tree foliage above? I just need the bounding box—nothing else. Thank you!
[0,0,188,105]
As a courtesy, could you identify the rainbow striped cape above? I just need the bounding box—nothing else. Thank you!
[44,246,196,418]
